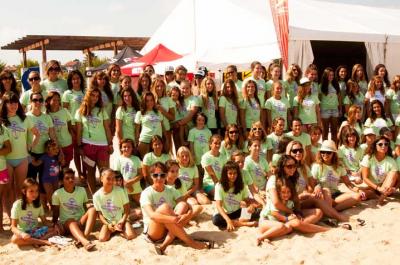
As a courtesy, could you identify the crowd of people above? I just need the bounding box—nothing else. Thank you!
[0,59,398,253]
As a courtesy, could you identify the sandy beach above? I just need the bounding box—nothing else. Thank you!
[1,192,400,265]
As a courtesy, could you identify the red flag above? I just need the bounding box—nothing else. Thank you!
[269,0,289,68]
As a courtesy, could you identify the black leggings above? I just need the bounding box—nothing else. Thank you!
[212,209,242,228]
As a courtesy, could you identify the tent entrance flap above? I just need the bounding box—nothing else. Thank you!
[311,41,367,78]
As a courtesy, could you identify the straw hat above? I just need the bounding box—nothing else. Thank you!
[320,140,337,153]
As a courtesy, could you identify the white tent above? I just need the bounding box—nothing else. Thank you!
[141,0,281,72]
[288,0,400,77]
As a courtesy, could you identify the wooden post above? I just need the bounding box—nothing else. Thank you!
[41,41,47,63]
[87,51,93,67]
[22,51,27,68]
[113,42,118,56]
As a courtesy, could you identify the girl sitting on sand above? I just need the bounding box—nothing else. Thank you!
[212,161,258,231]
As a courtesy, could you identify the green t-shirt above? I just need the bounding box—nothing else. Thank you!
[271,153,281,167]
[26,112,54,154]
[49,108,72,147]
[178,166,199,192]
[219,141,245,164]
[200,97,217,129]
[110,81,120,104]
[201,151,224,187]
[284,80,299,107]
[360,155,398,184]
[311,143,321,160]
[140,185,180,226]
[159,96,176,131]
[142,152,171,166]
[293,95,320,124]
[338,145,363,172]
[113,155,142,194]
[243,140,271,159]
[218,96,238,126]
[188,127,212,165]
[358,80,368,95]
[62,89,85,120]
[20,89,48,110]
[41,78,68,95]
[343,94,365,114]
[93,186,129,223]
[214,183,249,214]
[0,126,10,171]
[134,110,164,143]
[183,95,201,127]
[297,166,311,194]
[101,90,113,118]
[385,88,400,116]
[364,118,393,136]
[11,199,44,232]
[266,80,288,99]
[264,97,290,129]
[52,186,88,224]
[266,132,283,154]
[115,106,136,140]
[240,98,261,129]
[260,198,294,221]
[242,169,253,186]
[285,131,311,148]
[74,107,109,145]
[319,84,339,110]
[311,163,346,192]
[243,156,269,190]
[5,115,33,159]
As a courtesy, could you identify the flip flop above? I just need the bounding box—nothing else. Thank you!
[321,217,338,227]
[356,218,366,226]
[197,239,215,249]
[154,245,165,255]
[341,223,352,230]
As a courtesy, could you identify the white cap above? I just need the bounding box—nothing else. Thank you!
[165,66,174,73]
[299,77,311,85]
[363,127,376,136]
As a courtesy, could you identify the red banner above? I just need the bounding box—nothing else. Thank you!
[269,0,289,68]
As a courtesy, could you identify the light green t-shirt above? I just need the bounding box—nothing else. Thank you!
[74,107,109,145]
[385,88,400,117]
[188,127,212,165]
[201,151,224,187]
[364,118,393,136]
[49,108,72,148]
[0,126,10,171]
[159,96,176,131]
[52,186,88,224]
[343,94,365,114]
[311,143,321,161]
[100,90,113,118]
[134,110,164,144]
[11,199,44,232]
[115,106,136,140]
[62,89,85,120]
[214,183,249,214]
[41,78,68,95]
[264,97,290,129]
[338,145,363,172]
[218,96,238,126]
[266,80,288,99]
[271,153,281,167]
[5,115,33,159]
[311,163,346,192]
[26,112,54,154]
[243,156,269,190]
[266,132,283,154]
[142,152,171,166]
[260,199,294,221]
[240,98,261,129]
[293,95,320,124]
[219,141,245,164]
[243,140,271,159]
[360,155,398,184]
[319,84,339,110]
[110,81,120,104]
[183,95,201,127]
[20,89,48,110]
[178,166,199,192]
[113,155,142,194]
[297,166,311,194]
[358,80,368,95]
[285,131,311,148]
[200,97,217,129]
[241,169,253,186]
[140,185,180,227]
[93,186,129,223]
[284,80,299,107]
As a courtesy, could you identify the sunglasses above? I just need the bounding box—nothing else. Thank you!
[291,148,303,154]
[320,151,333,155]
[151,173,166,179]
[252,127,262,131]
[284,164,297,170]
[32,98,44,103]
[229,130,238,134]
[48,67,61,72]
[28,76,40,81]
[1,76,13,80]
[376,142,389,147]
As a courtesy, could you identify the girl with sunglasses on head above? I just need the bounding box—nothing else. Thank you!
[312,140,364,211]
[264,81,290,131]
[219,79,240,134]
[141,162,212,254]
[0,70,19,99]
[361,136,398,205]
[220,124,245,163]
[246,121,272,162]
[41,60,67,95]
[20,71,47,112]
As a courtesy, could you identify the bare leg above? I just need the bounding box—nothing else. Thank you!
[80,207,97,237]
[13,159,28,198]
[303,197,349,222]
[196,192,211,205]
[330,117,339,143]
[85,164,96,196]
[334,192,361,211]
[11,234,52,246]
[137,142,150,160]
[121,221,136,240]
[301,208,323,224]
[65,220,91,246]
[288,218,330,233]
[257,220,292,243]
[98,224,112,242]
[321,118,330,140]
[0,185,4,231]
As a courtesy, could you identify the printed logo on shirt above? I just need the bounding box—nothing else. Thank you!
[275,101,286,113]
[326,170,338,186]
[21,211,36,229]
[213,162,222,174]
[374,165,385,182]
[250,101,259,110]
[52,117,66,131]
[74,94,83,104]
[122,162,136,176]
[225,193,240,207]
[197,134,208,144]
[8,121,25,139]
[36,120,48,134]
[62,198,80,215]
[49,160,60,177]
[154,196,166,209]
[87,115,101,128]
[101,199,121,218]
[230,103,237,112]
[347,151,356,163]
[179,171,191,183]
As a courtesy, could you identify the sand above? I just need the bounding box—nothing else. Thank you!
[1,194,400,265]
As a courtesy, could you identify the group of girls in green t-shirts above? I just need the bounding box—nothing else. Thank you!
[1,60,400,253]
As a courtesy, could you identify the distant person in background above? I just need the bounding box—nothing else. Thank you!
[164,66,175,87]
[350,64,368,95]
[143,64,155,77]
[373,64,390,88]
[167,65,187,91]
[192,69,206,96]
[41,60,68,95]
[224,65,243,100]
[0,70,19,99]
[107,64,121,101]
[136,73,152,98]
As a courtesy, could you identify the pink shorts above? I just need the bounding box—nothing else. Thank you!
[62,144,74,167]
[0,168,9,184]
[83,144,109,163]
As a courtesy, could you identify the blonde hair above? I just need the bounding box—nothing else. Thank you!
[176,146,195,167]
[199,77,217,111]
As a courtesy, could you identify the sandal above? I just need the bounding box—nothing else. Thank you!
[321,217,338,227]
[341,223,352,230]
[154,245,165,255]
[356,218,366,226]
[83,241,96,251]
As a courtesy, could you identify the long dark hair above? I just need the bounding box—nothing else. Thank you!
[320,67,340,95]
[0,92,26,127]
[369,99,387,122]
[165,160,182,189]
[120,87,140,111]
[366,136,392,158]
[0,70,19,96]
[373,64,390,87]
[140,92,158,115]
[45,91,61,114]
[21,178,41,210]
[67,70,85,91]
[220,161,243,194]
[90,71,113,102]
[276,154,299,188]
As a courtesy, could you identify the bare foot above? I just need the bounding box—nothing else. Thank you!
[84,241,96,251]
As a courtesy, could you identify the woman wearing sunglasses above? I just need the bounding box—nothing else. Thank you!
[219,124,245,163]
[245,121,272,161]
[20,71,47,112]
[41,60,68,95]
[0,70,19,99]
[361,136,398,205]
[311,140,364,211]
[140,162,212,254]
